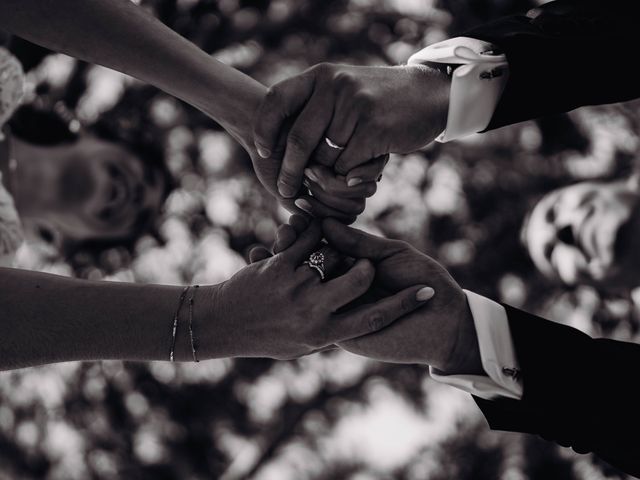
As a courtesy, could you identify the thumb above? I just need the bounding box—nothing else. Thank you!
[321,218,402,261]
[253,73,315,159]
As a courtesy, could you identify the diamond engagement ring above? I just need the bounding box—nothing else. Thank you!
[303,251,326,280]
[325,137,345,150]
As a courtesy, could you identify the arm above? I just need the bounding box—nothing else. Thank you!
[463,0,640,130]
[272,218,640,476]
[0,0,262,149]
[474,304,640,476]
[0,266,212,368]
[0,221,432,370]
[0,0,377,220]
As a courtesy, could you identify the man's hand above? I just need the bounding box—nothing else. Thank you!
[230,103,381,224]
[320,219,482,374]
[253,64,450,199]
[227,219,434,360]
[263,216,483,374]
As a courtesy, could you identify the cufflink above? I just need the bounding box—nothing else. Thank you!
[502,367,521,380]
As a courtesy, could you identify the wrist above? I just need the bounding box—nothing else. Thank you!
[405,64,450,144]
[192,281,247,360]
[180,283,224,361]
[441,298,484,376]
[197,64,266,147]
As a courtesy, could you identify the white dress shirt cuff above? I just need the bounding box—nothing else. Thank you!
[408,37,509,143]
[429,290,523,401]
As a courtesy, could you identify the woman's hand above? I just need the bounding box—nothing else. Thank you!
[203,220,433,360]
[225,91,382,224]
[267,216,482,374]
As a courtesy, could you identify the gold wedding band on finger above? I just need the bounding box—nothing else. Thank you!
[303,251,326,280]
[325,137,345,150]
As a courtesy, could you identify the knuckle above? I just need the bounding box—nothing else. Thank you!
[279,165,298,183]
[264,85,283,108]
[287,130,311,153]
[333,70,357,90]
[367,311,386,332]
[334,159,350,176]
[353,92,376,113]
[400,295,415,312]
[390,239,410,252]
[313,62,333,77]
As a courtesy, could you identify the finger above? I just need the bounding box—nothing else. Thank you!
[288,214,309,234]
[345,154,389,187]
[322,217,404,260]
[274,224,298,254]
[312,93,359,167]
[321,258,375,308]
[279,220,323,265]
[305,165,377,199]
[278,92,334,198]
[305,344,340,356]
[249,246,272,264]
[334,131,377,176]
[329,285,435,342]
[305,181,367,216]
[254,74,315,159]
[294,196,358,225]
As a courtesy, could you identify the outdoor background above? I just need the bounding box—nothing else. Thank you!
[2,0,640,478]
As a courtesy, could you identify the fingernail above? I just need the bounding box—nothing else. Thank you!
[416,287,435,301]
[256,145,271,158]
[295,198,312,213]
[347,178,363,187]
[304,168,319,183]
[279,182,297,198]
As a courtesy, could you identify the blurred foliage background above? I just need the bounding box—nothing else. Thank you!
[2,0,640,478]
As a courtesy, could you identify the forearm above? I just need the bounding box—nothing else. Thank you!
[0,267,219,369]
[463,1,640,130]
[0,0,266,146]
[473,305,640,475]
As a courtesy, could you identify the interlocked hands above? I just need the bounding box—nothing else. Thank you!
[250,215,483,374]
[250,63,450,223]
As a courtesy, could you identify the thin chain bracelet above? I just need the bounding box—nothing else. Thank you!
[188,285,200,363]
[170,286,190,362]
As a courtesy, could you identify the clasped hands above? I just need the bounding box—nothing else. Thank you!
[212,62,479,374]
[246,63,450,223]
[243,216,482,376]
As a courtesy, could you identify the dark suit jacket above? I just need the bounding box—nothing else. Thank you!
[473,306,640,476]
[458,1,640,475]
[463,0,640,130]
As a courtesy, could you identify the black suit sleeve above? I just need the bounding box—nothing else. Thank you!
[473,304,640,476]
[461,0,640,130]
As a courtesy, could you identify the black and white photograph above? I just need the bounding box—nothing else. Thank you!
[0,0,638,478]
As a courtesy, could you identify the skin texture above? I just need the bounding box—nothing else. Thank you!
[0,0,432,369]
[206,221,434,360]
[257,215,483,375]
[253,63,450,199]
[0,0,379,221]
[0,221,433,369]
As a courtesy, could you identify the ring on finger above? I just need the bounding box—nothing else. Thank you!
[303,251,326,280]
[325,137,346,150]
